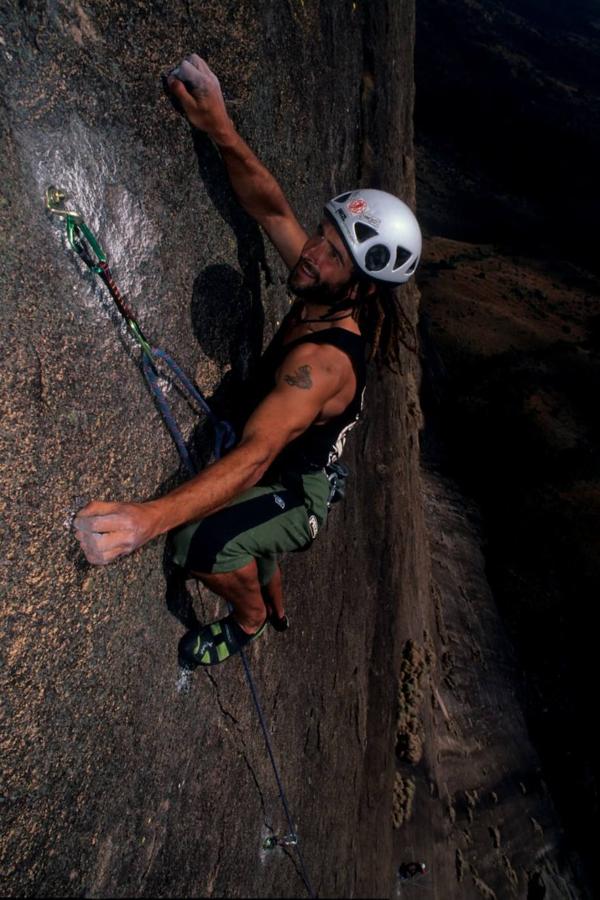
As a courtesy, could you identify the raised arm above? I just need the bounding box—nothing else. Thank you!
[165,54,307,269]
[74,343,345,565]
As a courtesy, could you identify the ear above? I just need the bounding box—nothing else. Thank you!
[346,278,377,302]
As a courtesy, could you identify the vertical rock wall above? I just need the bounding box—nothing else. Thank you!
[1,2,422,897]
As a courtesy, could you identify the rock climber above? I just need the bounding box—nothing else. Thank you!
[74,54,421,667]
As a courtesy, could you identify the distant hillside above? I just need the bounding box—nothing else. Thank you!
[415,0,600,269]
[416,1,600,895]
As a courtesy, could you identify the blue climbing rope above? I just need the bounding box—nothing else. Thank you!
[142,349,235,475]
[237,648,316,897]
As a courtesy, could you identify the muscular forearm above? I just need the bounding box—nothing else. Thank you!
[73,437,274,566]
[212,125,292,225]
[166,57,293,229]
[146,437,271,539]
[73,342,334,566]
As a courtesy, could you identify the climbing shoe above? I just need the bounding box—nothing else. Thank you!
[178,613,267,669]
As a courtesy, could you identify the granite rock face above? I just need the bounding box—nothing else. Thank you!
[1,2,587,898]
[1,3,421,897]
[416,1,599,895]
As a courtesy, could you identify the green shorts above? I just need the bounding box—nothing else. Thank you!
[170,470,330,586]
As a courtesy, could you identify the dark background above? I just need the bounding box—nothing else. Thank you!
[416,0,600,891]
[416,0,600,269]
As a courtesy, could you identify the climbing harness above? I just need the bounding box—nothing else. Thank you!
[45,186,235,472]
[47,187,315,898]
[324,460,350,507]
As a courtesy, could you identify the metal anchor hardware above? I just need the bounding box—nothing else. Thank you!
[263,833,299,851]
[45,186,83,222]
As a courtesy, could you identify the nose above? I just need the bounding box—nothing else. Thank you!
[303,234,327,264]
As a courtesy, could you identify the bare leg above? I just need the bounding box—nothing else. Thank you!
[190,559,266,634]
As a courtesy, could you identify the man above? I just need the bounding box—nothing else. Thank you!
[74,54,421,667]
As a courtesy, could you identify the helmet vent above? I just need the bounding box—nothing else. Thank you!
[405,255,419,275]
[354,222,378,243]
[334,192,352,203]
[393,246,412,270]
[365,244,390,271]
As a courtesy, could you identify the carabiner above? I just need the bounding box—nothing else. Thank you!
[46,186,107,272]
[262,833,298,851]
[66,217,107,273]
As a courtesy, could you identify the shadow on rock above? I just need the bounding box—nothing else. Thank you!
[163,554,200,631]
[186,131,272,457]
[191,129,268,387]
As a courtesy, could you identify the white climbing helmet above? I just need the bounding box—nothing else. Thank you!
[324,189,422,284]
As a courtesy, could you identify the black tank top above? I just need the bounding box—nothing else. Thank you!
[254,316,367,473]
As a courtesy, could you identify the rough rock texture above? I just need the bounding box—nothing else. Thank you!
[1,2,589,898]
[417,243,596,900]
[415,0,598,896]
[414,466,584,899]
[1,2,422,897]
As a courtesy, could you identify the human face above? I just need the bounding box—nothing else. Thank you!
[288,217,357,304]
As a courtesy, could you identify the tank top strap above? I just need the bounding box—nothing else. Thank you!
[277,327,366,377]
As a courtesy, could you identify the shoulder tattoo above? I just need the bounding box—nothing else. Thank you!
[284,364,313,389]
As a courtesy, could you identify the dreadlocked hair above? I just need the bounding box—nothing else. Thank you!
[352,279,417,373]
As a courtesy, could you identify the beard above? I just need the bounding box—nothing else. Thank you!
[287,263,354,307]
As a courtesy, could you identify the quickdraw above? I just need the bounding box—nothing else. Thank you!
[45,186,235,472]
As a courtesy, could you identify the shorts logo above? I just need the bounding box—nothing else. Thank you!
[308,514,319,540]
[347,198,368,215]
[273,494,286,510]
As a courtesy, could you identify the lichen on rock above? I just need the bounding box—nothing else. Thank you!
[395,637,433,765]
[392,772,415,829]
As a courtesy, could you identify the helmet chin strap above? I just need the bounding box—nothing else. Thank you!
[297,297,356,325]
[300,310,353,324]
[296,276,362,324]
